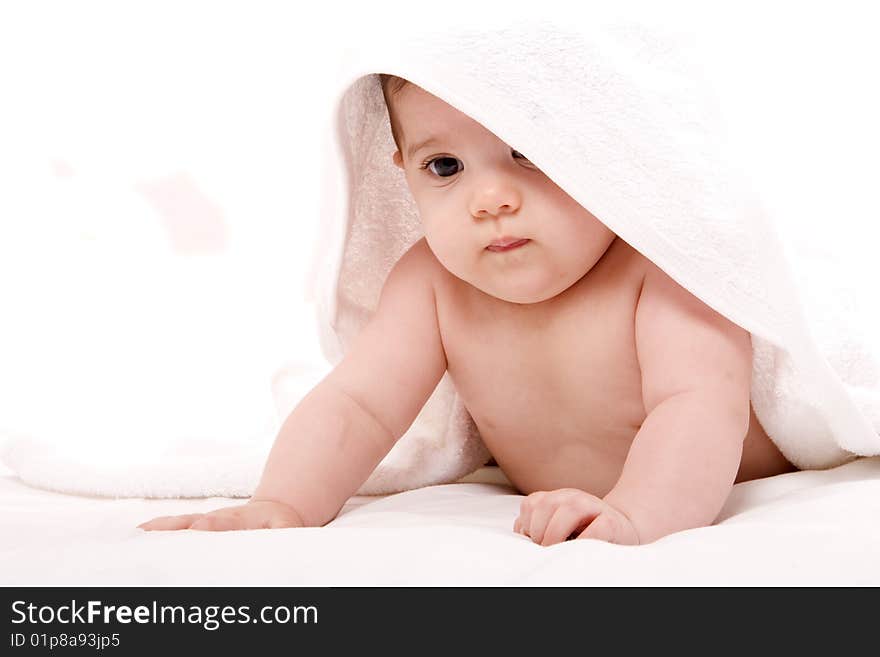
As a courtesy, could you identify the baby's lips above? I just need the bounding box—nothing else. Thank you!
[486,238,530,252]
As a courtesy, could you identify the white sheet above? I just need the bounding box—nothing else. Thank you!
[3,459,880,586]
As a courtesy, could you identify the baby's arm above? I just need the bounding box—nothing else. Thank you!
[139,239,447,531]
[601,262,753,544]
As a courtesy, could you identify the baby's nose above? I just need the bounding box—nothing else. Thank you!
[469,179,522,219]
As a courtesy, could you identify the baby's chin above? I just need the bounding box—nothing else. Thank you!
[468,269,580,305]
[435,245,589,304]
[483,289,558,304]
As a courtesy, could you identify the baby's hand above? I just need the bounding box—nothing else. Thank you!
[137,499,305,532]
[513,488,640,546]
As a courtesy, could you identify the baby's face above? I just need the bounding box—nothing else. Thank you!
[390,83,616,304]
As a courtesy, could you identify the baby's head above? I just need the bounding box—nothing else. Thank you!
[379,74,615,305]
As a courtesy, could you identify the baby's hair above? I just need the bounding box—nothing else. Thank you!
[379,73,409,152]
[379,73,408,97]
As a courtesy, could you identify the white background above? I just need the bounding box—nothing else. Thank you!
[0,1,877,458]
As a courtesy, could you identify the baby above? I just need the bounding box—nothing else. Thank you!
[139,75,798,545]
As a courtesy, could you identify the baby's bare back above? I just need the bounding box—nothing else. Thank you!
[430,237,796,496]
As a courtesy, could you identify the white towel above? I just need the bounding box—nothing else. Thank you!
[5,13,879,498]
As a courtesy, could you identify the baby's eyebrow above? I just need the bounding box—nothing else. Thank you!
[406,137,443,159]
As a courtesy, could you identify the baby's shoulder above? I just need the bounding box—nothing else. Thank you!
[391,237,441,281]
[385,237,457,310]
[597,236,654,288]
[404,236,437,265]
[395,237,451,288]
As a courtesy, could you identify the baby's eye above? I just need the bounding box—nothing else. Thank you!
[512,150,533,163]
[420,156,462,178]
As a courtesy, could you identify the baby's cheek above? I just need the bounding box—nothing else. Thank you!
[425,237,473,279]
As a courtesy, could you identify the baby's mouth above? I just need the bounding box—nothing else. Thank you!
[486,238,530,253]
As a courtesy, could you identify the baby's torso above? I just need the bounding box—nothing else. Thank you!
[429,237,795,495]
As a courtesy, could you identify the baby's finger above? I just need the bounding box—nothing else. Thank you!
[577,512,617,543]
[137,514,205,531]
[541,505,599,547]
[516,493,541,537]
[527,500,560,545]
[189,508,267,531]
[188,514,242,531]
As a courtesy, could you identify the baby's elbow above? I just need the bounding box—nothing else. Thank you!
[703,384,751,442]
[727,394,752,442]
[710,344,753,441]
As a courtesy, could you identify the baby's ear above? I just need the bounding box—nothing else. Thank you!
[392,151,404,169]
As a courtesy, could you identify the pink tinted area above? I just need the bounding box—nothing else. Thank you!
[136,172,228,254]
[51,159,75,179]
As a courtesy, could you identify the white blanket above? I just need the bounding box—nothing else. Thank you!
[2,459,880,585]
